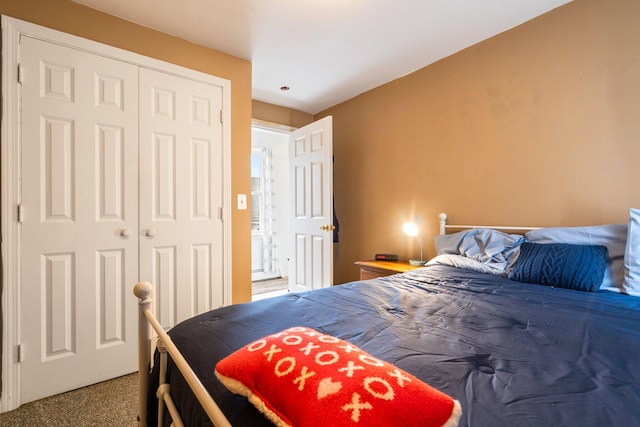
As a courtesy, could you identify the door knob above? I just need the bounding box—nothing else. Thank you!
[145,228,157,237]
[320,224,336,231]
[119,228,132,238]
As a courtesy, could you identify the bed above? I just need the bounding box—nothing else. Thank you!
[135,211,640,427]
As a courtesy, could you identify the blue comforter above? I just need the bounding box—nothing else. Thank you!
[151,265,640,426]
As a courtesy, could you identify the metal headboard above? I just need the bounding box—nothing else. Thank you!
[438,213,541,235]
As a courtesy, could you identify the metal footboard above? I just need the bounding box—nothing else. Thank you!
[134,281,231,427]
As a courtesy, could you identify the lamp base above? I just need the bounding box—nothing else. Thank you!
[409,259,426,266]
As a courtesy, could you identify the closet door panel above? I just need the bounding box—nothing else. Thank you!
[139,68,224,329]
[20,36,139,403]
[153,133,177,220]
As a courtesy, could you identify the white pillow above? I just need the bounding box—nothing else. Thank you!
[525,224,627,293]
[623,208,640,296]
[426,254,507,276]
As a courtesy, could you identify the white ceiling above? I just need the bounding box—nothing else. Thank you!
[72,0,572,114]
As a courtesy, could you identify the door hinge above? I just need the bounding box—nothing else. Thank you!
[219,110,223,124]
[219,207,224,220]
[17,344,25,362]
[17,64,24,84]
[17,204,24,223]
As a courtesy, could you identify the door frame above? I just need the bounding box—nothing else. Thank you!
[250,120,295,285]
[0,16,232,412]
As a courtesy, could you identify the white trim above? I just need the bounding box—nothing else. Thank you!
[5,17,229,88]
[222,90,232,308]
[1,15,233,412]
[1,15,23,414]
[251,118,296,133]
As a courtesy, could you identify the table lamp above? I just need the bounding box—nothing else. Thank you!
[402,222,425,266]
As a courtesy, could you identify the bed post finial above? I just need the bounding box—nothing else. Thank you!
[439,213,448,235]
[134,281,153,301]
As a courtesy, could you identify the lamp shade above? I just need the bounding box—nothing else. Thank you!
[403,221,424,264]
[402,222,419,237]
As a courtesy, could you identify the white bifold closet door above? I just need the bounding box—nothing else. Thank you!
[20,36,139,403]
[138,68,224,329]
[20,36,224,403]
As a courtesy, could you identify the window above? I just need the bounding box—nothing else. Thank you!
[251,150,263,231]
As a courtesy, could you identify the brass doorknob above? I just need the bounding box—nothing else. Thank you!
[320,224,336,231]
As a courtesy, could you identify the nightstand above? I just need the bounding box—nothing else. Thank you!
[354,260,423,280]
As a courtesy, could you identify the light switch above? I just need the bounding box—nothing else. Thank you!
[237,194,247,210]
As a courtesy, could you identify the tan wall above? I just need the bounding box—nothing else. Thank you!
[252,100,314,128]
[1,0,254,303]
[318,0,640,284]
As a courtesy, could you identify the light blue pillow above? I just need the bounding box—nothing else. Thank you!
[509,242,608,292]
[623,208,640,296]
[426,254,507,276]
[525,224,627,292]
[434,229,524,274]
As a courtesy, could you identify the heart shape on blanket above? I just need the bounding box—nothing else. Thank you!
[318,377,343,399]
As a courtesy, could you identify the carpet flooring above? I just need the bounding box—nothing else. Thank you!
[0,373,138,426]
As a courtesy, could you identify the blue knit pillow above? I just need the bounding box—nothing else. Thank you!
[509,242,608,292]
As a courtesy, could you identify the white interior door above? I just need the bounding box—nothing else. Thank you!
[138,67,225,329]
[288,116,334,292]
[20,36,139,403]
